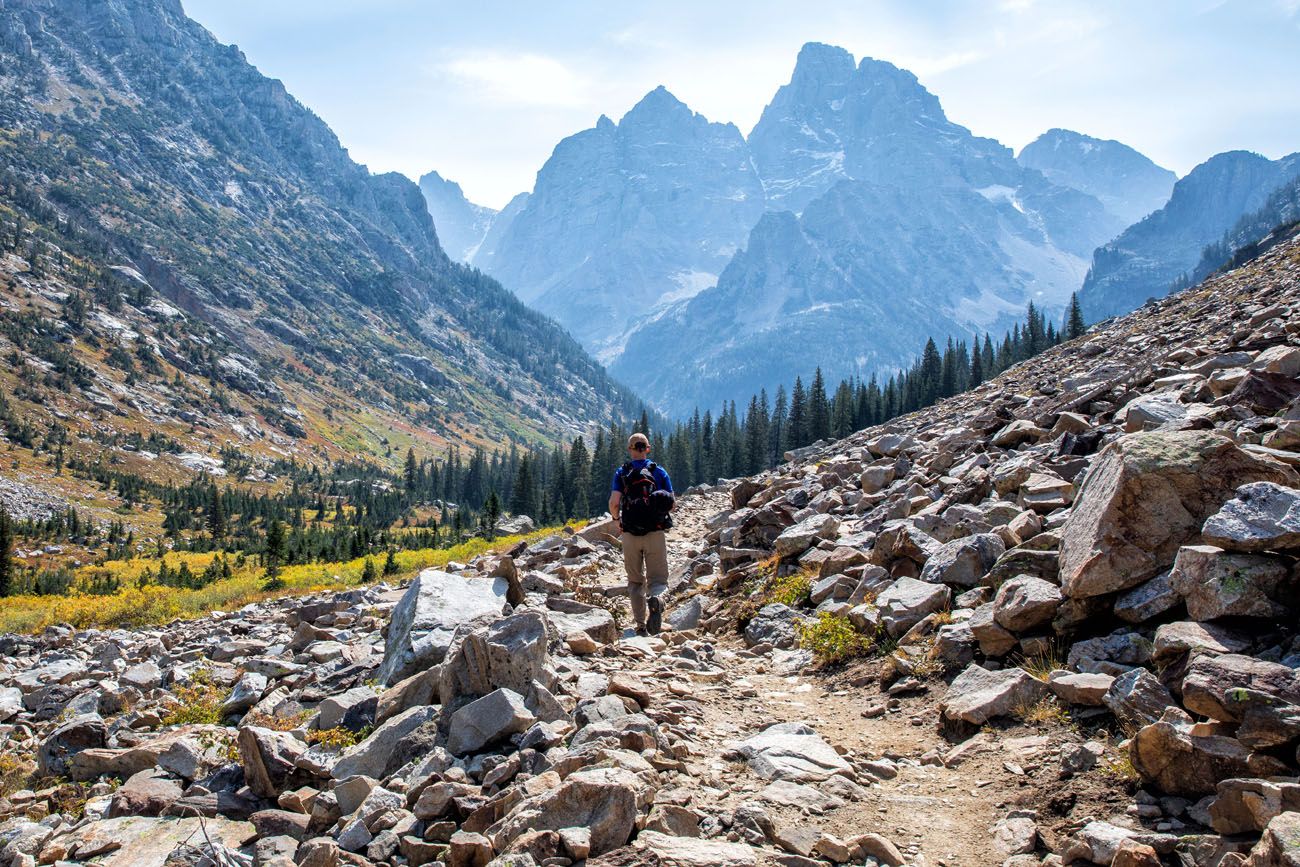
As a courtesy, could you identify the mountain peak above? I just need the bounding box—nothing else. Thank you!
[790,42,857,84]
[620,85,694,127]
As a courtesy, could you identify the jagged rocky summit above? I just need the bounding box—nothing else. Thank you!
[3,227,1300,864]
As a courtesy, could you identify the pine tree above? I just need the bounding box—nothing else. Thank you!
[404,447,418,492]
[206,484,225,541]
[969,342,985,387]
[482,490,502,540]
[566,437,592,518]
[808,368,830,443]
[383,548,399,576]
[263,519,286,588]
[770,386,788,465]
[787,377,808,449]
[0,506,12,598]
[918,338,942,405]
[1066,291,1086,339]
[361,557,377,583]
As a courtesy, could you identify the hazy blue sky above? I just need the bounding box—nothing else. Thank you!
[184,0,1300,209]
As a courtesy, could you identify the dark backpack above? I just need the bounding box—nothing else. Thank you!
[619,461,674,535]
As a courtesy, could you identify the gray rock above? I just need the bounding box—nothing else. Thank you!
[918,534,1005,587]
[992,575,1062,632]
[744,604,803,649]
[1103,668,1177,729]
[1202,482,1300,552]
[439,609,552,712]
[1153,621,1252,664]
[940,664,1047,725]
[875,577,951,638]
[1168,544,1291,620]
[1114,571,1181,623]
[774,514,840,558]
[1048,671,1114,706]
[221,671,268,714]
[37,713,107,778]
[1210,777,1300,835]
[1059,431,1293,599]
[1130,719,1285,796]
[1121,392,1189,432]
[331,705,438,780]
[1182,653,1300,722]
[317,686,378,732]
[377,569,510,685]
[734,722,853,782]
[1243,812,1300,865]
[490,766,643,856]
[238,726,308,799]
[446,688,536,756]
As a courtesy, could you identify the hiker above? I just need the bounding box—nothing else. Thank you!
[608,432,675,635]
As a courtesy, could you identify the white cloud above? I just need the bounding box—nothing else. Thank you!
[439,51,591,108]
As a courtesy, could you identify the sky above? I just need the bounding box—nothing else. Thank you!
[183,0,1300,210]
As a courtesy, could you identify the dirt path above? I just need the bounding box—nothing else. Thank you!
[585,491,1101,866]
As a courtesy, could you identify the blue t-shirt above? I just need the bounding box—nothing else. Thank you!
[611,459,673,494]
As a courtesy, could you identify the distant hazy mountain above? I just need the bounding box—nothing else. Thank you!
[471,191,530,273]
[1018,129,1176,226]
[612,44,1125,414]
[475,86,765,361]
[1079,150,1300,320]
[417,170,497,262]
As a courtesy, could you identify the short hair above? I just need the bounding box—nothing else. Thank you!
[627,433,649,449]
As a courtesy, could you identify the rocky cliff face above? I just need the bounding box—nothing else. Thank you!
[417,171,498,262]
[479,87,765,361]
[0,0,640,467]
[3,226,1299,867]
[1018,128,1177,226]
[1079,150,1300,321]
[612,45,1125,415]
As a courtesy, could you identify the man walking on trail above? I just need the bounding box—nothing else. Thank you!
[608,432,675,636]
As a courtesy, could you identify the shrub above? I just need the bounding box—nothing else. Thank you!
[162,669,228,726]
[768,570,814,608]
[1013,696,1071,726]
[795,612,873,664]
[308,726,368,750]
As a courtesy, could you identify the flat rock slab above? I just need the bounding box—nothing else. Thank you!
[941,664,1048,725]
[633,831,758,867]
[735,721,851,782]
[50,816,254,866]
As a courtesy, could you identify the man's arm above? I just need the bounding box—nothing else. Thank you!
[608,490,622,529]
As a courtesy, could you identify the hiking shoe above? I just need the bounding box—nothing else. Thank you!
[647,596,663,635]
[634,625,649,638]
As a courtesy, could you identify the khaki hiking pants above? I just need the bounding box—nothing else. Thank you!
[622,530,668,628]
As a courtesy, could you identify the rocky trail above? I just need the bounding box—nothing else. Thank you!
[1,232,1300,866]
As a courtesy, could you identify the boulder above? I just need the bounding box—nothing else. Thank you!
[1058,431,1293,599]
[317,686,378,732]
[734,722,853,782]
[377,569,510,685]
[1182,653,1300,722]
[940,665,1048,725]
[330,705,438,780]
[37,713,107,778]
[1048,671,1114,706]
[1153,621,1252,664]
[918,534,1005,587]
[490,767,643,856]
[1202,482,1300,552]
[1227,689,1300,749]
[1130,719,1285,796]
[774,514,839,558]
[1114,571,1181,624]
[1121,393,1188,432]
[875,577,951,638]
[221,671,268,714]
[1243,811,1300,866]
[1103,668,1176,729]
[1168,544,1291,620]
[743,604,802,649]
[1211,778,1300,834]
[107,769,184,817]
[447,688,536,756]
[439,610,552,712]
[968,604,1018,657]
[238,726,309,799]
[992,575,1062,632]
[992,419,1047,448]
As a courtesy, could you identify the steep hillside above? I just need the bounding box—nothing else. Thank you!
[1018,128,1176,226]
[0,0,644,516]
[2,223,1298,867]
[1079,149,1300,320]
